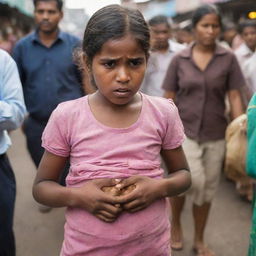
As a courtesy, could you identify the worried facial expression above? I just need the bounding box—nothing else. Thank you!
[91,34,147,106]
[34,1,63,34]
[194,13,221,47]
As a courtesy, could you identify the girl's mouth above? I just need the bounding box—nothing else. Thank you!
[113,88,131,97]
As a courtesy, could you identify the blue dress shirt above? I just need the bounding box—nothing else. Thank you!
[13,30,83,122]
[0,49,26,154]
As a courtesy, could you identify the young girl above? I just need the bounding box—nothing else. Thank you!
[32,5,191,255]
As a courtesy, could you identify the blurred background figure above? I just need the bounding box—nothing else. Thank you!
[12,0,84,212]
[0,29,13,54]
[221,21,243,50]
[235,20,256,66]
[174,20,194,45]
[140,15,184,97]
[0,49,26,256]
[244,52,256,96]
[235,20,256,102]
[0,3,33,53]
[163,4,244,256]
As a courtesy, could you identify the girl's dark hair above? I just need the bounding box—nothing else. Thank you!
[82,4,150,67]
[192,4,222,28]
[33,0,63,11]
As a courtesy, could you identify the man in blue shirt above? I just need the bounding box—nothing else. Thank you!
[0,49,26,256]
[13,0,84,202]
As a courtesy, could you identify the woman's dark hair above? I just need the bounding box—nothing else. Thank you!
[192,4,222,28]
[33,0,63,11]
[82,4,150,67]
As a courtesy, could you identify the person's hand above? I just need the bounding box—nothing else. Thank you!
[116,176,163,213]
[72,178,123,222]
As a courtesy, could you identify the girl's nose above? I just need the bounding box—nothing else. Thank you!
[116,67,130,83]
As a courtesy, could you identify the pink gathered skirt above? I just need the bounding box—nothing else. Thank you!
[60,199,171,256]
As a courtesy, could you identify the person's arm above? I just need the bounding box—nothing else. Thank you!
[114,146,191,213]
[160,146,191,196]
[227,89,244,119]
[226,54,246,119]
[0,51,26,131]
[33,150,123,222]
[12,43,26,85]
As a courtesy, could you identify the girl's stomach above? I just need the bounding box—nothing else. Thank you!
[65,198,170,241]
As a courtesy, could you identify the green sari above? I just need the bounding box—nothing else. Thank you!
[247,93,256,256]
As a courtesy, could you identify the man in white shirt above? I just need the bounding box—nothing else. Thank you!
[244,52,256,94]
[0,49,26,256]
[140,15,184,97]
[235,20,256,66]
[235,20,256,102]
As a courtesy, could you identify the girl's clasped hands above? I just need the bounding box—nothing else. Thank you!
[72,176,164,223]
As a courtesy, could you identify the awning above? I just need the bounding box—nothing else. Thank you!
[0,0,33,16]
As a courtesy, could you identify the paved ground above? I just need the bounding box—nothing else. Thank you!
[8,129,252,256]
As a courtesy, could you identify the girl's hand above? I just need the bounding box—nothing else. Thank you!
[117,176,164,213]
[72,178,123,222]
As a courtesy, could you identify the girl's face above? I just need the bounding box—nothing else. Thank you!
[91,34,147,106]
[194,13,221,47]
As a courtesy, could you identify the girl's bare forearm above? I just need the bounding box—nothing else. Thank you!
[159,169,191,198]
[32,181,76,208]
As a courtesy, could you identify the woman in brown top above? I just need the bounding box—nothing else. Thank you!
[163,4,244,256]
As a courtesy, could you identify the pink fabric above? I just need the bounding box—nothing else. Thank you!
[42,93,185,255]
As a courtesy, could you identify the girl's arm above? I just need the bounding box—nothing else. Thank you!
[228,89,244,119]
[116,146,191,213]
[33,150,122,222]
[160,146,191,197]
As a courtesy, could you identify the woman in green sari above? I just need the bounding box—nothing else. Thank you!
[247,93,256,255]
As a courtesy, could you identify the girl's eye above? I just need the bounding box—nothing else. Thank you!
[103,61,116,68]
[129,59,143,67]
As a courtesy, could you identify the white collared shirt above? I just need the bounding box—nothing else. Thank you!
[140,40,185,97]
[244,53,256,93]
[235,43,254,68]
[0,50,26,154]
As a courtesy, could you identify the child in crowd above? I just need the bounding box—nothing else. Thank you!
[32,5,191,255]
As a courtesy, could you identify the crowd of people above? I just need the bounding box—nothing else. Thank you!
[0,3,34,54]
[0,0,256,256]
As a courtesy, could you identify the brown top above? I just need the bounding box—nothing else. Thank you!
[162,43,245,142]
